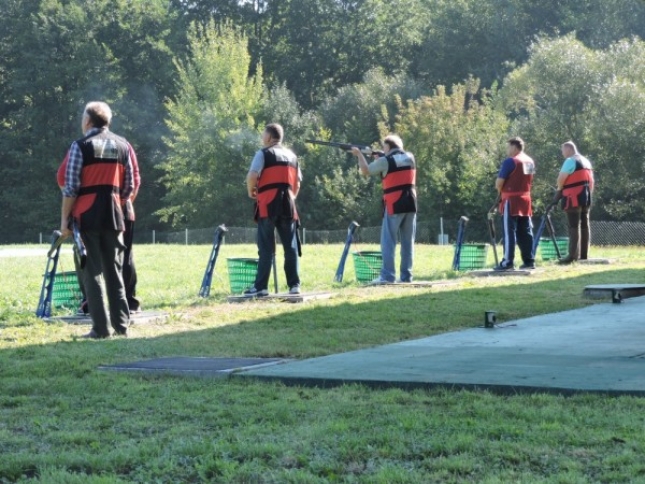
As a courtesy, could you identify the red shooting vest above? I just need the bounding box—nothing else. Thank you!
[381,150,417,216]
[72,129,129,231]
[562,157,594,210]
[499,152,534,216]
[255,145,299,220]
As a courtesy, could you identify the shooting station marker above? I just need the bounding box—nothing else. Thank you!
[227,291,333,304]
[99,357,289,378]
[583,284,645,304]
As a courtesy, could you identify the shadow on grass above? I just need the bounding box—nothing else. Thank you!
[2,266,644,378]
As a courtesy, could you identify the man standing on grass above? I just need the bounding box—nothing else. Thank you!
[554,140,594,264]
[244,123,302,296]
[57,141,141,315]
[60,101,133,339]
[493,136,536,271]
[351,134,417,283]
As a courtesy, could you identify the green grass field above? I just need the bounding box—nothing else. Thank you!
[1,242,645,483]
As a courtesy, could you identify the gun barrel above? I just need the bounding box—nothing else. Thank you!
[305,139,372,154]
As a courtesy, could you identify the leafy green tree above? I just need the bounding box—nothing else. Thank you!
[392,80,510,233]
[501,35,645,220]
[0,0,123,242]
[160,21,264,228]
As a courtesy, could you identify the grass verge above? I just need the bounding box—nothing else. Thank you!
[0,243,644,482]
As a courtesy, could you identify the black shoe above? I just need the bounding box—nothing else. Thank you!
[493,264,515,272]
[243,286,269,297]
[519,263,536,270]
[81,329,109,340]
[558,257,575,265]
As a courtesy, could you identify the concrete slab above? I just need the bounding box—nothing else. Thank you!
[50,310,169,325]
[364,281,458,288]
[578,258,614,265]
[467,269,533,277]
[100,357,289,377]
[227,291,333,304]
[239,296,645,396]
[584,284,645,303]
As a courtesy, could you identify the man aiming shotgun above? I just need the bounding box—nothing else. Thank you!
[350,134,417,283]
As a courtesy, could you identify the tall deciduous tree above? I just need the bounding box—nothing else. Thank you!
[392,80,510,235]
[501,35,645,220]
[160,21,264,228]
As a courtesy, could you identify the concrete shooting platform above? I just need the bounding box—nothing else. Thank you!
[235,295,645,396]
[578,258,614,265]
[467,269,533,277]
[50,310,169,325]
[364,280,458,288]
[227,291,333,304]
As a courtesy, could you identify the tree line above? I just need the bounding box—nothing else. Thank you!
[1,0,645,243]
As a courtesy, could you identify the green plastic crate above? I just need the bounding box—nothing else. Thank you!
[352,251,382,283]
[227,258,259,294]
[539,237,569,261]
[51,271,83,309]
[455,244,489,271]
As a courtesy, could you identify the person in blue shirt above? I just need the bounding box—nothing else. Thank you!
[554,141,594,264]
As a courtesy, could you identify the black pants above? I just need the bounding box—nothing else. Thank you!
[122,219,140,310]
[82,229,129,336]
[254,216,300,291]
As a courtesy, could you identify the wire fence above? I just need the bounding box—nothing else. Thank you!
[129,214,645,247]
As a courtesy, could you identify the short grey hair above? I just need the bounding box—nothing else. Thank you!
[383,134,403,150]
[562,140,578,153]
[84,101,112,127]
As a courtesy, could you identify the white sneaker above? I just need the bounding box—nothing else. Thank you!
[371,277,393,284]
[289,285,301,295]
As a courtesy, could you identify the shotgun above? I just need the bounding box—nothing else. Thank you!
[305,139,384,157]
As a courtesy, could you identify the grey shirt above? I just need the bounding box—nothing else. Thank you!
[367,150,416,176]
[249,145,303,181]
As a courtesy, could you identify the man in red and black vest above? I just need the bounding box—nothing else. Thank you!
[59,101,134,338]
[57,142,141,315]
[352,134,417,283]
[555,141,594,264]
[245,123,301,296]
[494,137,536,271]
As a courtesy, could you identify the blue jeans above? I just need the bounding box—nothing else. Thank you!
[501,204,535,266]
[254,217,300,291]
[380,212,416,282]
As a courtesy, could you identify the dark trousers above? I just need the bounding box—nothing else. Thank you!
[74,219,139,313]
[122,219,140,310]
[254,217,300,291]
[501,207,535,266]
[82,229,129,336]
[565,206,591,260]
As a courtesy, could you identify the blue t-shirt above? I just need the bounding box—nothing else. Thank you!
[560,157,577,174]
[497,158,516,179]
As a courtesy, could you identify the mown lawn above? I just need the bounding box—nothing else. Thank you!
[1,242,645,483]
